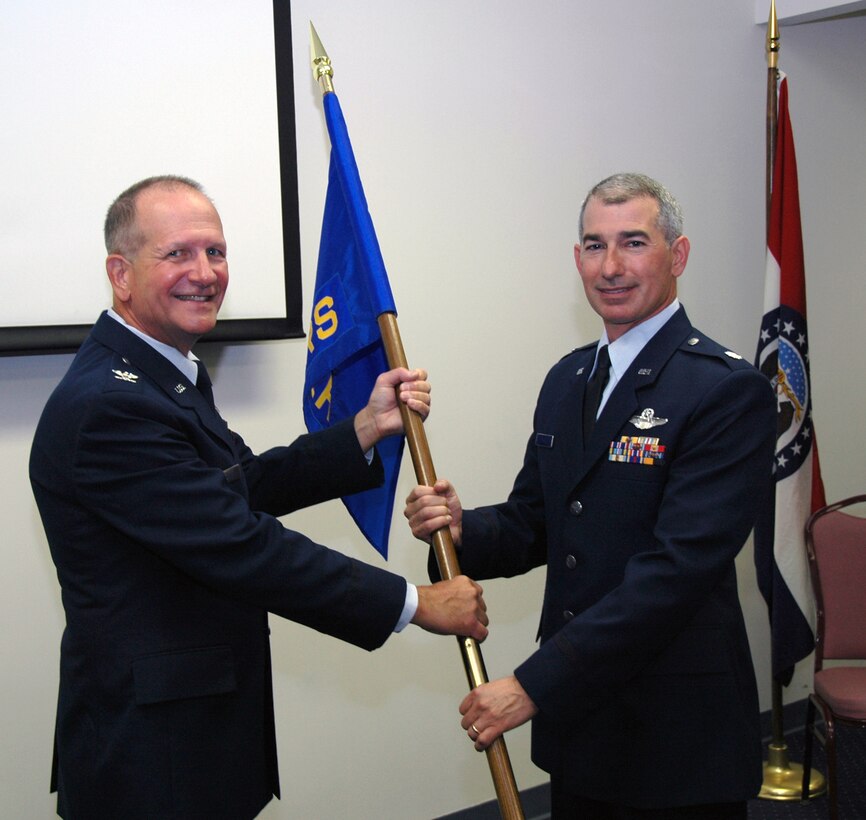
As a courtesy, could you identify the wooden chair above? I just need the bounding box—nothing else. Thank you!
[802,494,866,819]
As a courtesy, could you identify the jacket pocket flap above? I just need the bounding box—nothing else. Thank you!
[133,645,237,705]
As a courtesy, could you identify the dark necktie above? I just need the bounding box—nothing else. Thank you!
[196,360,216,409]
[583,345,611,444]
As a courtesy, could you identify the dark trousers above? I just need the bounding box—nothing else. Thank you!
[550,777,747,820]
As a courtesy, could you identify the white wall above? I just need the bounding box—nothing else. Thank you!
[755,0,866,24]
[1,2,863,818]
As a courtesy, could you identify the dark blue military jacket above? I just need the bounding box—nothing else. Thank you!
[30,313,406,819]
[455,306,775,808]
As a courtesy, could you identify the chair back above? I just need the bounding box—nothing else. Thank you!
[806,495,866,663]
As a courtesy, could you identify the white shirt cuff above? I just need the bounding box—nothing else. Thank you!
[394,582,418,633]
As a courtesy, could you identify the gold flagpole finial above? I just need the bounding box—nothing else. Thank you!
[310,22,334,95]
[766,0,780,69]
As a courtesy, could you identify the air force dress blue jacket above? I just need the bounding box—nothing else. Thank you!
[30,313,407,819]
[448,306,775,808]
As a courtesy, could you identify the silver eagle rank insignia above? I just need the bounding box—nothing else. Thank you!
[112,369,139,383]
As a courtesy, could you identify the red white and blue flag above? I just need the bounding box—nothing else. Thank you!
[754,76,826,685]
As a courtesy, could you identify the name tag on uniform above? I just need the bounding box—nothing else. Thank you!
[535,433,555,449]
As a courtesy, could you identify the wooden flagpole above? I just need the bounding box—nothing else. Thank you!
[310,26,525,820]
[379,313,525,820]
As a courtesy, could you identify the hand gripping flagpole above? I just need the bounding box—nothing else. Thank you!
[310,24,524,820]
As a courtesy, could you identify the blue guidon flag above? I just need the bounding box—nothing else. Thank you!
[303,91,402,559]
[754,76,825,686]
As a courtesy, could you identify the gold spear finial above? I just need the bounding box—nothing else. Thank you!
[310,22,334,95]
[766,0,780,69]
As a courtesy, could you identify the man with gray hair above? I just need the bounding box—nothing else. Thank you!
[406,173,775,818]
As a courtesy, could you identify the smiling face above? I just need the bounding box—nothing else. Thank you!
[106,184,228,355]
[574,195,690,342]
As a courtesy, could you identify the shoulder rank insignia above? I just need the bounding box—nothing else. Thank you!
[629,408,668,430]
[724,350,743,360]
[112,369,139,383]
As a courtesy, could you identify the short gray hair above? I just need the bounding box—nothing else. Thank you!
[104,175,205,257]
[578,172,683,246]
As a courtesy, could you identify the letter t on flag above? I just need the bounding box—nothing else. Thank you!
[303,90,402,559]
[754,76,826,685]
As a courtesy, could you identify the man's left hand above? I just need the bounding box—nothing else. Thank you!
[460,676,538,752]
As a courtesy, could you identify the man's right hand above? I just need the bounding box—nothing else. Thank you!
[404,479,463,546]
[412,576,488,641]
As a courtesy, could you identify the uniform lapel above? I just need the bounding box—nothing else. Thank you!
[553,346,595,482]
[91,313,235,450]
[569,307,694,488]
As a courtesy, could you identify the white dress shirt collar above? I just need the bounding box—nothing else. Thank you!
[592,299,680,413]
[106,308,199,384]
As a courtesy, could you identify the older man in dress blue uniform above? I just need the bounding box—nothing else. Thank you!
[30,175,488,819]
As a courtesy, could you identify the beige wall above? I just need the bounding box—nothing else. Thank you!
[1,2,863,817]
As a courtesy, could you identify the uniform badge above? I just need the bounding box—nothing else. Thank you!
[629,408,668,430]
[724,350,743,360]
[174,383,187,394]
[112,369,139,383]
[609,436,666,465]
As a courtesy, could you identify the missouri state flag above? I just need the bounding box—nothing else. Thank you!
[754,76,826,685]
[303,91,402,559]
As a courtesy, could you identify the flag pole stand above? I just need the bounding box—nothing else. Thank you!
[759,680,825,800]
